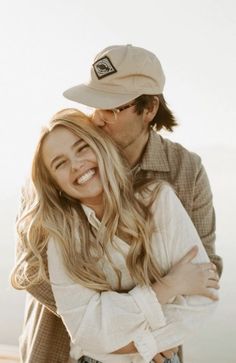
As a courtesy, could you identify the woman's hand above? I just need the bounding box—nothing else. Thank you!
[152,246,219,304]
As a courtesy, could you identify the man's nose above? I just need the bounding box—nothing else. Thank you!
[91,110,106,127]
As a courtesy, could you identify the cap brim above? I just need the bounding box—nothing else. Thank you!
[63,84,142,109]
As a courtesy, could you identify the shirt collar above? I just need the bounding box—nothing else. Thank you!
[81,204,100,230]
[138,130,170,172]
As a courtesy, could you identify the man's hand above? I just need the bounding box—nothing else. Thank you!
[153,347,178,363]
[112,342,179,360]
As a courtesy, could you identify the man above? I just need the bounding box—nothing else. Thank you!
[20,44,222,363]
[63,44,222,272]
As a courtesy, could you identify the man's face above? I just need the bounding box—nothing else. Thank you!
[91,101,149,156]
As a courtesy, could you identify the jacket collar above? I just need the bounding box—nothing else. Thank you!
[138,130,170,172]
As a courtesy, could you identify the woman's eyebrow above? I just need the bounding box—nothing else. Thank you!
[71,139,83,149]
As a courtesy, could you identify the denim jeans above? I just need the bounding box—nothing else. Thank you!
[163,353,180,363]
[78,353,180,363]
[78,358,99,363]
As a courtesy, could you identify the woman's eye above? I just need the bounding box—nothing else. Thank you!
[77,144,89,153]
[55,160,66,169]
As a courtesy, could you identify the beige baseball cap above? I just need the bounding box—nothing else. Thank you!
[63,44,165,109]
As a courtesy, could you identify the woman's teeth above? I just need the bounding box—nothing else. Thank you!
[77,169,95,184]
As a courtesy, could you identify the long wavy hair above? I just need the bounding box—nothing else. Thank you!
[11,109,163,292]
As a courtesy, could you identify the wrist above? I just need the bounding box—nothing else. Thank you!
[152,276,176,304]
[162,273,179,297]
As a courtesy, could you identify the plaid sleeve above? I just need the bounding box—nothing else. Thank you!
[192,162,223,276]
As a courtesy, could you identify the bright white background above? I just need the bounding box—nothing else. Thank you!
[0,1,235,362]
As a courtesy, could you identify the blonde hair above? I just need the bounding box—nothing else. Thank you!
[11,109,163,291]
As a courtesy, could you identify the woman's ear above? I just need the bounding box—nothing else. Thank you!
[143,96,159,125]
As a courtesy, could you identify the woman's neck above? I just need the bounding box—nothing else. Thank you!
[86,201,104,221]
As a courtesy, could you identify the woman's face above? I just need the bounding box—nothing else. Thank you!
[42,126,104,209]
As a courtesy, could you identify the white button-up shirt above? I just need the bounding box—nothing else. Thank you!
[47,185,218,363]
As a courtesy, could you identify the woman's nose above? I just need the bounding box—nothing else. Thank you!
[71,157,84,172]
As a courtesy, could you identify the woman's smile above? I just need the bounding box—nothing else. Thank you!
[76,168,96,185]
[42,126,104,211]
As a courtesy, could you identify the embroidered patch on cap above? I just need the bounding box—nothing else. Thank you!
[93,56,117,79]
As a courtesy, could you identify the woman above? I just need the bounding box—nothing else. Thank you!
[11,109,219,363]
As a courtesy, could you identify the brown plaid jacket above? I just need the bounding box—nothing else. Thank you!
[18,131,223,363]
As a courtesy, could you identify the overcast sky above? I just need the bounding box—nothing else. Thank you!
[0,0,235,195]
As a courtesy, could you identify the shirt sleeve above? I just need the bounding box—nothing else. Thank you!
[148,184,219,353]
[47,240,165,361]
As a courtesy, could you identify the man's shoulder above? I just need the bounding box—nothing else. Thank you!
[150,131,202,169]
[159,133,199,158]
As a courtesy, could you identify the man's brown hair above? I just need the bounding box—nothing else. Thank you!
[134,94,178,132]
